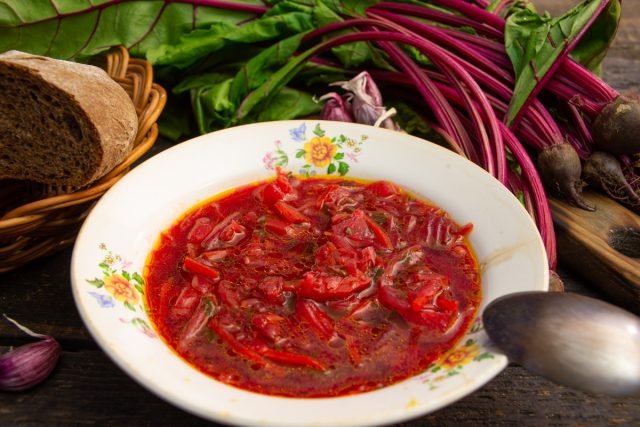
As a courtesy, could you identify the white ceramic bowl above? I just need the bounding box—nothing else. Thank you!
[71,120,548,427]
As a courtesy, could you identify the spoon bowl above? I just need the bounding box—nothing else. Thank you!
[483,291,640,397]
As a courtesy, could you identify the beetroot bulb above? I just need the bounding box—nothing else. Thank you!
[592,95,640,155]
[537,143,594,211]
[583,151,640,214]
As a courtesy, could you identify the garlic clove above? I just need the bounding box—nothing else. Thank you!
[0,315,61,392]
[326,72,401,131]
[319,92,354,122]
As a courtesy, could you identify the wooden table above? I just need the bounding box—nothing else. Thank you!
[1,1,639,425]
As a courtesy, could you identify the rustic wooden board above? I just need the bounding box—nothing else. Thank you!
[550,193,640,313]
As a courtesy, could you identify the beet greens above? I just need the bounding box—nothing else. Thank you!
[3,0,639,272]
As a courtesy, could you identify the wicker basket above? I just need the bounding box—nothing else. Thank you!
[0,46,167,272]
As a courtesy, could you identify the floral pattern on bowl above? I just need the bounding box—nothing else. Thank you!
[263,122,366,177]
[419,319,495,390]
[71,120,548,427]
[85,244,155,338]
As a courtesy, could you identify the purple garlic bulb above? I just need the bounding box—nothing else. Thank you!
[319,92,354,122]
[330,71,400,130]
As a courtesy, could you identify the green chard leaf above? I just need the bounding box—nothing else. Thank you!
[147,11,315,69]
[487,0,528,17]
[387,100,443,141]
[233,41,319,124]
[229,32,306,106]
[173,31,314,131]
[313,0,388,69]
[0,0,263,60]
[173,72,233,94]
[296,60,350,86]
[192,79,319,130]
[331,37,373,68]
[192,78,236,133]
[486,0,503,13]
[317,0,381,17]
[313,1,368,67]
[504,0,618,125]
[264,0,315,16]
[146,22,235,68]
[248,87,321,122]
[570,0,621,75]
[400,45,433,67]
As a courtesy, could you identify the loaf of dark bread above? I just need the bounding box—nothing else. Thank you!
[0,50,138,187]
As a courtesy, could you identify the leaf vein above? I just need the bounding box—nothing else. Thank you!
[48,0,61,15]
[192,4,197,30]
[44,17,61,56]
[129,2,168,51]
[70,7,102,60]
[15,0,124,28]
[1,1,23,25]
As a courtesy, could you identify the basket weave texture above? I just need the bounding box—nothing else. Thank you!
[0,46,167,272]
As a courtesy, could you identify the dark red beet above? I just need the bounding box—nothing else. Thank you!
[537,144,594,211]
[592,95,640,155]
[583,151,640,214]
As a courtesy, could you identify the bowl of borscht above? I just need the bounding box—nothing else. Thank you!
[71,120,548,427]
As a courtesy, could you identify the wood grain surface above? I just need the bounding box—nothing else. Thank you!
[1,1,639,426]
[551,192,640,312]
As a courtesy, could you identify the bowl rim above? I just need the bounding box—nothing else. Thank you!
[71,120,549,427]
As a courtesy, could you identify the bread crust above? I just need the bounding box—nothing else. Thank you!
[0,50,138,187]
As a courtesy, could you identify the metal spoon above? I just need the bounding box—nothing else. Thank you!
[482,291,640,397]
